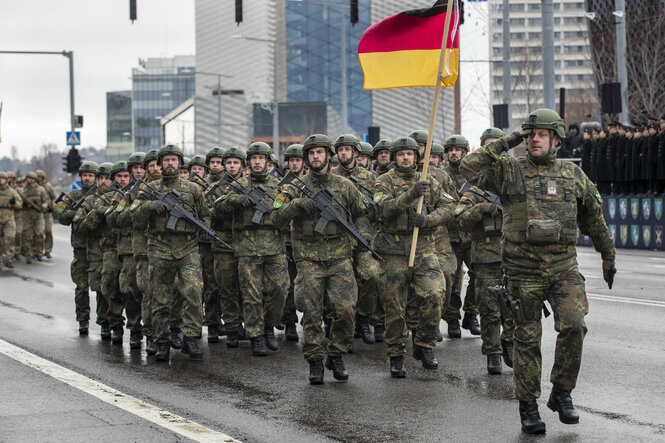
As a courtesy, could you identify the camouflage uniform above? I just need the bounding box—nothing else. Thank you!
[461,136,615,401]
[0,176,22,266]
[374,165,453,358]
[37,173,56,257]
[455,185,514,356]
[20,178,49,260]
[202,171,224,332]
[216,171,288,340]
[272,167,370,362]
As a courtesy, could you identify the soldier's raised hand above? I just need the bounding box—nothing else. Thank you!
[409,181,430,199]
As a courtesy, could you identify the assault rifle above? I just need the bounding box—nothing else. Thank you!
[55,183,98,211]
[348,175,375,207]
[280,171,382,261]
[222,173,276,225]
[141,181,231,249]
[205,173,234,199]
[188,172,208,190]
[468,188,503,212]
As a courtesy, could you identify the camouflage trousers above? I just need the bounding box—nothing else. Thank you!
[200,243,221,327]
[379,253,443,358]
[442,241,477,321]
[280,246,298,325]
[354,249,380,320]
[70,247,90,322]
[13,211,22,257]
[22,210,44,259]
[0,218,16,265]
[43,212,53,255]
[149,251,203,343]
[137,256,153,337]
[506,268,588,401]
[102,250,124,328]
[88,258,108,325]
[214,250,242,332]
[475,262,514,355]
[238,254,289,338]
[295,258,357,361]
[118,254,142,332]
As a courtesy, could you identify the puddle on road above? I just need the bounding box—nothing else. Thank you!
[0,269,56,288]
[0,299,54,320]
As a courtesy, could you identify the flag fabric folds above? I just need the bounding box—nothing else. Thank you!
[358,0,460,89]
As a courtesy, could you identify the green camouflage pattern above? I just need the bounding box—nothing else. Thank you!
[214,250,243,332]
[119,254,142,331]
[474,263,514,355]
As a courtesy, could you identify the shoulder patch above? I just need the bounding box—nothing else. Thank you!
[455,205,465,215]
[130,199,141,211]
[116,200,126,213]
[442,192,454,201]
[373,192,383,202]
[375,181,382,186]
[273,194,285,209]
[595,190,603,204]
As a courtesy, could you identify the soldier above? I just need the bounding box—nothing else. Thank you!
[269,153,283,178]
[0,172,22,269]
[188,154,208,181]
[428,142,446,169]
[210,147,246,348]
[455,131,515,374]
[56,161,99,334]
[334,134,380,344]
[7,172,23,261]
[280,144,306,341]
[216,142,288,356]
[374,136,454,378]
[442,135,480,338]
[35,169,56,258]
[179,157,191,180]
[134,144,209,361]
[21,172,49,263]
[272,134,371,384]
[461,109,616,434]
[372,139,393,177]
[357,142,374,169]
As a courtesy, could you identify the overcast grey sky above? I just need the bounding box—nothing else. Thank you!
[0,0,489,160]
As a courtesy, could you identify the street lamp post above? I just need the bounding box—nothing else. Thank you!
[189,70,233,147]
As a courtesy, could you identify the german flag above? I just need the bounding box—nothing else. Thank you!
[358,0,459,89]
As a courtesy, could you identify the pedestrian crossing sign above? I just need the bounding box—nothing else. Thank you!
[66,131,81,146]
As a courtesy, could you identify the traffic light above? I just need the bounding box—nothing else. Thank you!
[235,0,242,25]
[129,0,137,22]
[63,148,83,173]
[350,0,358,25]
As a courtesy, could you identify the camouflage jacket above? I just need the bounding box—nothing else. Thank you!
[0,184,22,223]
[334,162,377,223]
[443,163,472,244]
[207,171,240,252]
[455,185,502,264]
[134,174,210,260]
[272,166,371,262]
[41,181,56,210]
[460,139,615,277]
[216,171,285,257]
[422,164,458,257]
[75,189,106,261]
[106,187,134,256]
[21,182,49,213]
[373,165,455,256]
[79,189,120,253]
[57,185,92,249]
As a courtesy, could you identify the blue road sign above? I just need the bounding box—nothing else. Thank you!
[66,131,81,146]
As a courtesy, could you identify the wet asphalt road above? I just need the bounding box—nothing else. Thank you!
[1,225,664,442]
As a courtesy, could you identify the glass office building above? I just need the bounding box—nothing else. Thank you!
[106,90,132,162]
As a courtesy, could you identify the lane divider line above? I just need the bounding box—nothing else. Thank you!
[0,338,241,443]
[588,293,665,308]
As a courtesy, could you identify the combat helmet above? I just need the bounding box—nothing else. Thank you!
[205,147,225,165]
[35,169,46,179]
[283,144,304,160]
[181,157,191,170]
[480,127,505,146]
[0,172,7,180]
[98,162,114,176]
[431,142,445,161]
[444,135,470,152]
[78,161,99,176]
[157,144,184,164]
[408,129,429,145]
[246,142,273,158]
[522,108,565,139]
[373,139,392,159]
[358,142,373,158]
[25,171,38,180]
[143,149,159,167]
[390,136,420,160]
[110,161,129,179]
[269,153,280,167]
[188,154,208,171]
[222,147,247,165]
[334,134,361,153]
[127,152,145,168]
[303,134,335,156]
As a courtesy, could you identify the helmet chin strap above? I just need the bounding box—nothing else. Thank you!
[308,151,329,172]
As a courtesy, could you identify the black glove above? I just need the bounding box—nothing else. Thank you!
[47,206,54,213]
[504,131,527,149]
[602,258,616,289]
[199,232,212,242]
[151,200,167,214]
[237,194,253,208]
[409,181,430,199]
[412,213,428,228]
[9,197,16,205]
[298,197,317,214]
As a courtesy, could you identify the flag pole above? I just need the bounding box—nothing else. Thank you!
[408,0,455,268]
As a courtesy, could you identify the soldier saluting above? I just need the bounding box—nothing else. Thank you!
[461,109,616,435]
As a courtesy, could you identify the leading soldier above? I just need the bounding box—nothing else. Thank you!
[461,109,616,434]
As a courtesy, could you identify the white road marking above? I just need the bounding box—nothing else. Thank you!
[0,339,241,443]
[587,293,665,308]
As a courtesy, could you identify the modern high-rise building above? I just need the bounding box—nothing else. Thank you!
[131,55,196,153]
[488,0,597,129]
[194,0,455,158]
[105,90,132,162]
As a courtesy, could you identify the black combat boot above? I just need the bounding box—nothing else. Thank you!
[374,324,385,342]
[100,323,111,340]
[264,328,279,351]
[547,387,580,424]
[462,313,481,335]
[356,317,376,344]
[325,355,349,381]
[275,322,285,331]
[129,330,142,349]
[226,331,239,348]
[219,323,227,337]
[250,337,268,356]
[238,325,247,340]
[519,400,546,434]
[155,343,170,362]
[170,329,182,349]
[5,260,14,269]
[182,336,203,360]
[78,321,89,336]
[501,339,514,368]
[308,359,324,385]
[390,356,406,378]
[145,336,158,355]
[447,319,461,338]
[413,345,439,370]
[487,354,502,374]
[207,324,219,344]
[285,323,299,341]
[111,326,124,344]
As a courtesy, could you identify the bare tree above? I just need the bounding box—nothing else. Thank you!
[32,143,59,182]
